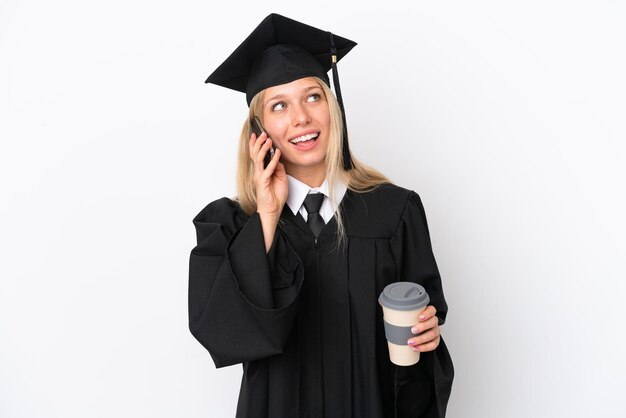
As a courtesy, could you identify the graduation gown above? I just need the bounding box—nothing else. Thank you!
[188,184,454,418]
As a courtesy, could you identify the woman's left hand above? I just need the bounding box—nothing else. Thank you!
[407,305,441,353]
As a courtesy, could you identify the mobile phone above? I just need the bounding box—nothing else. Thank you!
[251,116,275,168]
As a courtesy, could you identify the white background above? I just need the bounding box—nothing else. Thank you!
[1,0,625,417]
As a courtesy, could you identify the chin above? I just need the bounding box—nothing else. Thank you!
[295,156,326,167]
[284,156,326,171]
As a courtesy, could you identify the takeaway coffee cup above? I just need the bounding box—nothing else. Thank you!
[379,282,430,366]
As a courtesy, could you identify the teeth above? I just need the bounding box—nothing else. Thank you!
[290,132,319,144]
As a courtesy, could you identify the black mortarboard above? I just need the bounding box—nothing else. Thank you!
[205,13,357,170]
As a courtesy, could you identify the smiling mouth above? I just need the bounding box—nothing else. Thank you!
[289,132,320,144]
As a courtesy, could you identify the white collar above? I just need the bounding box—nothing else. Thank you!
[286,175,347,218]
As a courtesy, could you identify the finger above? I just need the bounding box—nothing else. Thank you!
[256,138,273,167]
[251,136,270,171]
[273,152,285,173]
[249,132,267,161]
[411,316,438,335]
[249,131,259,151]
[408,326,440,346]
[418,305,437,321]
[249,133,258,163]
[411,335,441,353]
[263,147,281,174]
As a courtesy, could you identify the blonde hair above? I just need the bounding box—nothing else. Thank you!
[235,77,390,245]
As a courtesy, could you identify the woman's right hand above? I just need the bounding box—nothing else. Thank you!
[249,132,288,251]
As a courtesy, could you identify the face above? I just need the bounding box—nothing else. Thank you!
[261,77,330,180]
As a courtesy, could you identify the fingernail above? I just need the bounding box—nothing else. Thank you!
[407,340,416,346]
[411,327,419,334]
[419,315,426,320]
[411,346,420,352]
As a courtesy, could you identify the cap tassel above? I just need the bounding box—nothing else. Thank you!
[329,32,353,170]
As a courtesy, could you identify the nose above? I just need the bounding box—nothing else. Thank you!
[291,103,311,126]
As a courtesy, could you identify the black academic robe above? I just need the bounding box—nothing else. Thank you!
[188,184,454,418]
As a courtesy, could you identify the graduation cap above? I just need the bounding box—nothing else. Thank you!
[205,13,357,170]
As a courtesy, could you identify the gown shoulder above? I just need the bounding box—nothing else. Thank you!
[341,183,424,238]
[191,197,253,256]
[193,197,248,230]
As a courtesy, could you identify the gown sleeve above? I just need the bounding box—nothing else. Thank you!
[390,191,454,418]
[188,198,303,368]
[390,191,448,323]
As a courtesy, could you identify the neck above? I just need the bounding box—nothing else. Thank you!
[285,164,326,188]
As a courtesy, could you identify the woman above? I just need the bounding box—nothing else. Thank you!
[189,13,454,418]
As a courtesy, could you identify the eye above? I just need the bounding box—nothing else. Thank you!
[306,93,321,103]
[272,102,286,111]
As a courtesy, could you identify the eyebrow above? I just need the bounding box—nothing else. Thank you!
[264,85,322,105]
[265,93,286,103]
